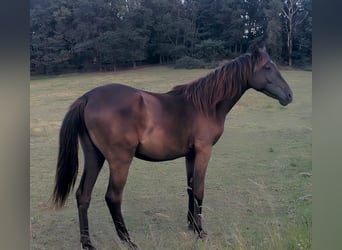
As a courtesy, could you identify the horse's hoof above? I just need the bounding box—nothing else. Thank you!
[127,241,141,250]
[132,245,141,250]
[81,243,96,250]
[199,230,208,241]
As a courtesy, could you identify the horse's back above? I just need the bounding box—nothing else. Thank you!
[85,83,139,105]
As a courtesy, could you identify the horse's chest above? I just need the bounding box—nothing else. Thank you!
[193,120,224,146]
[212,128,224,145]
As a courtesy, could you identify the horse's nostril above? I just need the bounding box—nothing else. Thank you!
[288,93,293,101]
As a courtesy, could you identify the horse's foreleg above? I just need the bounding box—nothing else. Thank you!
[186,153,195,230]
[76,142,105,250]
[192,145,211,239]
[106,155,140,250]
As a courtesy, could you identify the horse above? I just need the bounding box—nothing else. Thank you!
[51,47,293,249]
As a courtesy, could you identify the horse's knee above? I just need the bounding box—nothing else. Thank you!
[104,195,112,206]
[105,187,123,203]
[105,193,122,212]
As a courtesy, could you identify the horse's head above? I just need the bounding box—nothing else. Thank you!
[248,47,293,106]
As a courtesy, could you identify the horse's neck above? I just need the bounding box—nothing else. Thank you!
[215,86,248,121]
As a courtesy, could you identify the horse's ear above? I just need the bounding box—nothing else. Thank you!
[251,44,267,63]
[260,45,266,52]
[251,46,261,62]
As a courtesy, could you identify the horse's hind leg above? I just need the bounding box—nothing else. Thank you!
[77,135,105,250]
[105,151,139,250]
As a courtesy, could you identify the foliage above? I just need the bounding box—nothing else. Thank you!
[194,39,225,62]
[174,56,207,69]
[30,0,312,74]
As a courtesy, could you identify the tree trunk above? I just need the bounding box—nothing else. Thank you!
[283,0,308,67]
[287,26,293,67]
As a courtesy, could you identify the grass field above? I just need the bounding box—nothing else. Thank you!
[30,66,312,249]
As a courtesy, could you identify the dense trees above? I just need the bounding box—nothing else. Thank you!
[30,0,312,74]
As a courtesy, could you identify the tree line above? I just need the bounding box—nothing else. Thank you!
[30,0,312,75]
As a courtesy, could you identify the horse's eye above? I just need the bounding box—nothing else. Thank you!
[263,65,271,70]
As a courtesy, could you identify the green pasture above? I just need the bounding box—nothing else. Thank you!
[30,66,312,249]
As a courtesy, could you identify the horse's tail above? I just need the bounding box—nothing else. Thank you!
[51,96,87,209]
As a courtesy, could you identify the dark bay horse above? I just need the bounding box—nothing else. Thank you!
[51,48,293,249]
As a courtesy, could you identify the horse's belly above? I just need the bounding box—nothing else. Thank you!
[135,135,191,162]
